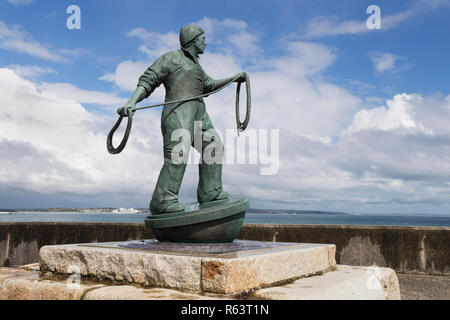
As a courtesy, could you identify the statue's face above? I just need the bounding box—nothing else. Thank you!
[193,33,206,55]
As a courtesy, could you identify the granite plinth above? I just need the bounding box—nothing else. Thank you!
[39,240,336,294]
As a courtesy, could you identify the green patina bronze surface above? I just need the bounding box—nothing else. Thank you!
[119,24,247,215]
[145,198,248,243]
[115,24,250,242]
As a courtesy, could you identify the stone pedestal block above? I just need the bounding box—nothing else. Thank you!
[40,240,336,294]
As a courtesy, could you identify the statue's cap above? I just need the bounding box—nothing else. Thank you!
[179,24,204,48]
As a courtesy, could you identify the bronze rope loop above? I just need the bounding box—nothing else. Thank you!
[106,115,133,154]
[106,75,251,155]
[235,73,251,132]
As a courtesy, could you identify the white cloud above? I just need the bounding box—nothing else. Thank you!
[0,17,364,209]
[345,94,432,134]
[336,93,450,191]
[6,64,56,78]
[227,31,262,57]
[304,16,368,38]
[58,48,88,58]
[99,60,148,92]
[95,18,363,210]
[7,0,34,5]
[0,20,83,62]
[370,52,397,73]
[38,82,127,107]
[195,17,248,37]
[368,52,413,74]
[194,17,263,62]
[100,18,261,92]
[126,28,179,60]
[0,68,162,202]
[110,17,263,91]
[303,0,450,38]
[269,41,337,77]
[4,16,450,213]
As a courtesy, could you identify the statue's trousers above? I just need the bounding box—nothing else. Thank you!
[149,102,223,214]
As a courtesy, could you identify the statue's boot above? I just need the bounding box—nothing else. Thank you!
[149,158,187,214]
[163,202,185,213]
[212,191,229,201]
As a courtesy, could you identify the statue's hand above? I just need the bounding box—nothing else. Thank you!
[234,72,247,83]
[117,103,136,117]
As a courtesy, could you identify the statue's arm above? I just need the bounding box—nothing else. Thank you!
[117,86,146,116]
[118,55,169,116]
[203,72,246,94]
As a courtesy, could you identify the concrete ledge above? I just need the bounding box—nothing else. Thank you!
[83,285,223,300]
[0,265,400,300]
[0,267,104,300]
[252,265,401,300]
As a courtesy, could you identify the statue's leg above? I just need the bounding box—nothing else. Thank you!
[195,111,226,203]
[150,113,190,214]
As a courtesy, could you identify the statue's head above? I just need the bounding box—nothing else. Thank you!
[180,24,205,54]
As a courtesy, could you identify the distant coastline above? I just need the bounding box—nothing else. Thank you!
[1,208,448,217]
[247,209,347,215]
[0,208,146,214]
[0,207,348,215]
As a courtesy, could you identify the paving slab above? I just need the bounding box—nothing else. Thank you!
[252,265,401,300]
[0,267,104,300]
[397,273,450,300]
[83,285,228,300]
[40,239,336,294]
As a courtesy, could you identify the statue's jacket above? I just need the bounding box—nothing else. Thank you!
[137,49,228,135]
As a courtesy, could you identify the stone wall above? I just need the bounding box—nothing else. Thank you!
[0,222,448,275]
[239,224,450,275]
[0,222,152,267]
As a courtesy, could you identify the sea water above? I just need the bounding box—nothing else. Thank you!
[0,212,449,227]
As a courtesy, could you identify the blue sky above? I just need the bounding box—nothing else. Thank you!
[2,0,449,98]
[1,0,450,214]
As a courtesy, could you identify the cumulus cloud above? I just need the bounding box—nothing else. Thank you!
[0,68,162,207]
[368,52,413,74]
[0,20,82,62]
[1,18,364,209]
[330,93,450,212]
[3,17,450,213]
[126,28,179,60]
[38,82,127,107]
[303,16,368,38]
[345,94,432,134]
[6,64,56,79]
[195,17,263,62]
[100,18,358,138]
[7,0,33,5]
[99,60,148,92]
[303,0,450,38]
[101,17,263,92]
[94,18,365,210]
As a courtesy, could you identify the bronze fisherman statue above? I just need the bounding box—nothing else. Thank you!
[116,24,247,215]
